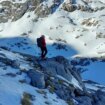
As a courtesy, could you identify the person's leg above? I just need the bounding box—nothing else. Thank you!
[43,47,48,58]
[41,47,44,58]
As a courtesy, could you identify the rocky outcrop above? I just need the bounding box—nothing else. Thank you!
[62,3,77,12]
[34,4,51,18]
[76,96,92,105]
[0,0,43,22]
[62,3,93,12]
[62,0,105,13]
[0,0,62,22]
[0,1,28,22]
[70,57,105,67]
[0,0,105,23]
[39,56,85,89]
[81,18,99,26]
[92,90,105,105]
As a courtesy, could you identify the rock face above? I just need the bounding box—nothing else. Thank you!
[0,0,62,22]
[76,96,92,105]
[0,1,28,22]
[62,1,94,12]
[62,0,105,13]
[0,0,104,23]
[40,57,72,81]
[92,90,105,105]
[62,3,77,12]
[39,56,85,89]
[0,0,42,22]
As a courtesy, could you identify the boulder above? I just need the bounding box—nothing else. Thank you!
[27,69,45,89]
[92,90,105,105]
[39,56,85,89]
[76,96,92,105]
[39,58,72,82]
[62,3,77,12]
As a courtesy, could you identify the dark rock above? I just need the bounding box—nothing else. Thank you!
[27,69,45,89]
[39,56,86,90]
[39,58,72,82]
[76,96,92,105]
[92,90,105,105]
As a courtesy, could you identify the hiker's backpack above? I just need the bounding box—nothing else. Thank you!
[37,37,42,47]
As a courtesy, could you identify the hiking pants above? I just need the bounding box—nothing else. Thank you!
[40,47,47,58]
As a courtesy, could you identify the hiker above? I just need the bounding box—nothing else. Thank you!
[37,35,48,59]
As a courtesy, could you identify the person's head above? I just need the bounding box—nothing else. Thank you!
[41,35,45,38]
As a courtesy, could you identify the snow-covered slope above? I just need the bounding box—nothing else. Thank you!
[0,48,69,105]
[0,77,67,105]
[0,47,105,105]
[0,0,105,57]
[0,48,85,105]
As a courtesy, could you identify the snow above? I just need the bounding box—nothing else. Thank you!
[85,83,100,91]
[0,77,67,105]
[100,0,105,3]
[57,75,83,90]
[0,48,24,60]
[43,0,54,7]
[0,12,36,37]
[71,75,83,90]
[85,82,105,92]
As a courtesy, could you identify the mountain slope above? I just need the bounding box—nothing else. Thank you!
[0,0,105,57]
[0,47,105,105]
[0,48,68,105]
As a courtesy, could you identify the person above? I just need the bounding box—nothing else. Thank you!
[40,35,48,59]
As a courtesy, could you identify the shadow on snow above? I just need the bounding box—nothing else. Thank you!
[0,36,78,58]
